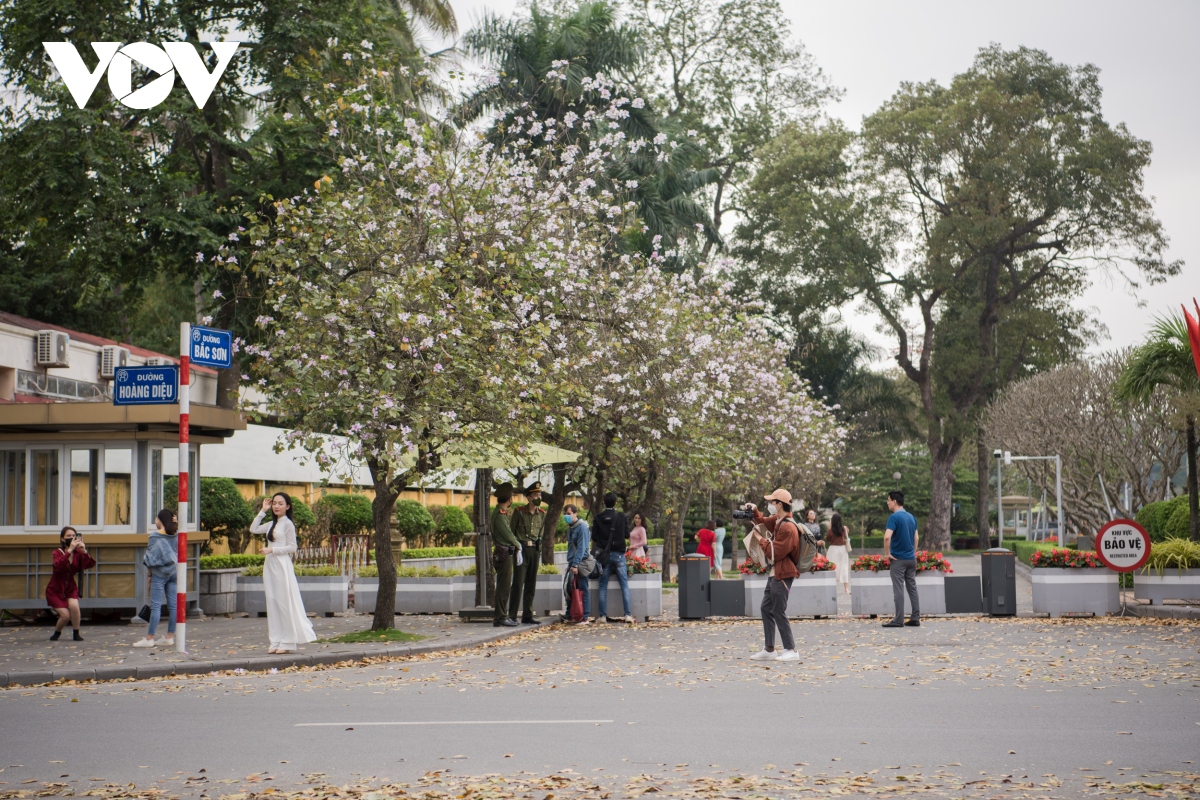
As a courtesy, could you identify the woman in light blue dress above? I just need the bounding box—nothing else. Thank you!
[712,518,726,579]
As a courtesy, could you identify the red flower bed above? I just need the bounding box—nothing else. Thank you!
[738,558,770,575]
[1029,548,1103,569]
[851,551,953,573]
[626,555,661,574]
[811,554,837,572]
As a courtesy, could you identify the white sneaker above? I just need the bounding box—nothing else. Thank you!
[132,638,157,648]
[775,649,800,662]
[161,638,175,647]
[750,649,775,661]
[622,615,636,623]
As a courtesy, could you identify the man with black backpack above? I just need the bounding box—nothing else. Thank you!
[748,488,801,662]
[591,492,634,623]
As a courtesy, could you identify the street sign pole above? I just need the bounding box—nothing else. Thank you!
[176,322,190,653]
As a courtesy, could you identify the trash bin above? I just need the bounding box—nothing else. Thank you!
[677,554,710,619]
[981,547,1016,616]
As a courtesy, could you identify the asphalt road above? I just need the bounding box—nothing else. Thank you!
[1,616,1197,798]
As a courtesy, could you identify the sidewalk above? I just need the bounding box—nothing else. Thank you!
[0,612,553,687]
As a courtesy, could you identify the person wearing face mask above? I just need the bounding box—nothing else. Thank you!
[563,504,594,624]
[747,488,801,662]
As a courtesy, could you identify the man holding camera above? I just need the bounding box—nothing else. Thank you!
[747,488,801,662]
[490,482,521,627]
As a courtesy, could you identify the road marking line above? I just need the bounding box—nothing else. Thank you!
[295,720,614,727]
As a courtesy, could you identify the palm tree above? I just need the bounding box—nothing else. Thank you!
[1116,313,1200,541]
[459,1,718,256]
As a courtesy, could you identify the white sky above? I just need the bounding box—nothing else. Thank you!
[448,0,1198,352]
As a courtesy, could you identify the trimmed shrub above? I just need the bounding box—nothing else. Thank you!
[200,553,265,570]
[241,564,341,577]
[1137,497,1187,542]
[427,504,474,547]
[315,493,374,537]
[393,500,435,541]
[397,546,475,560]
[1163,498,1194,541]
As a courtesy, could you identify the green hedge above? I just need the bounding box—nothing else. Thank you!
[399,546,475,559]
[1011,540,1059,566]
[357,564,475,578]
[200,553,265,570]
[241,564,341,577]
[1137,495,1192,542]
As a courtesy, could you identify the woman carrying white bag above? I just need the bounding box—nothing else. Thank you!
[251,493,317,653]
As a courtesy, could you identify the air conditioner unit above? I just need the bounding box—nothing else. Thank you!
[99,345,130,379]
[144,357,173,367]
[36,331,71,367]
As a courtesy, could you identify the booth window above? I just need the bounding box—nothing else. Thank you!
[154,447,198,528]
[104,448,133,526]
[30,449,60,527]
[0,450,25,526]
[70,448,100,526]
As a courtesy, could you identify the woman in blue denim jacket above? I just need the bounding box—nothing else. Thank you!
[134,510,178,648]
[564,505,593,624]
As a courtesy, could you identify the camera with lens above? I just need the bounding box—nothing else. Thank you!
[731,507,755,520]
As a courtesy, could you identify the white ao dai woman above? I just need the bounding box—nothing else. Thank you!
[250,493,317,653]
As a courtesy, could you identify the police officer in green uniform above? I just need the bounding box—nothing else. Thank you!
[509,481,548,624]
[490,482,521,627]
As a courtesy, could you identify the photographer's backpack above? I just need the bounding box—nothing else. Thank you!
[788,520,819,574]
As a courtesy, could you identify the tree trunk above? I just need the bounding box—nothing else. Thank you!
[662,510,675,583]
[368,469,400,632]
[926,445,959,551]
[543,463,569,566]
[1188,414,1199,542]
[976,434,990,546]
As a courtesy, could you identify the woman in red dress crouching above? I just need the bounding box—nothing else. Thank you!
[46,526,95,641]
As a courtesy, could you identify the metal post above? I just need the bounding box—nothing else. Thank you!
[1055,456,1063,544]
[996,458,1003,549]
[176,322,190,653]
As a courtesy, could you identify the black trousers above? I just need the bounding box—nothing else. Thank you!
[509,543,541,620]
[493,552,514,623]
[761,576,795,651]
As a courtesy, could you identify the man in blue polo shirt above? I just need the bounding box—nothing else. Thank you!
[882,490,920,628]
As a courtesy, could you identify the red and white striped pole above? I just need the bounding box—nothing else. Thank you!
[176,322,190,653]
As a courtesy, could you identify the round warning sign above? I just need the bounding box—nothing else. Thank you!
[1094,519,1151,572]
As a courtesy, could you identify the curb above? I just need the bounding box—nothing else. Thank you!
[1,619,556,688]
[1123,603,1200,620]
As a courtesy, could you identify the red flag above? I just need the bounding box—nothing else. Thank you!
[1183,299,1200,381]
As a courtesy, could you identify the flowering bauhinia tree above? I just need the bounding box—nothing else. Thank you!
[234,64,663,628]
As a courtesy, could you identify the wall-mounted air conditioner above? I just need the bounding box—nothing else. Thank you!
[99,345,130,379]
[144,357,173,367]
[36,331,71,367]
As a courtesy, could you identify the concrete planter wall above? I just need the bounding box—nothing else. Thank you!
[850,572,947,617]
[398,555,475,572]
[532,574,565,616]
[199,568,241,615]
[743,575,768,617]
[237,575,348,617]
[588,573,662,621]
[1134,569,1200,605]
[786,571,838,618]
[356,576,474,614]
[742,572,839,618]
[1032,568,1118,617]
[555,545,667,569]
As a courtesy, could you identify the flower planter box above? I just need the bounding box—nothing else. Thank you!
[588,573,662,621]
[199,568,241,615]
[1032,568,1118,617]
[532,574,565,616]
[787,571,838,618]
[355,576,474,615]
[850,572,947,617]
[1133,569,1200,605]
[237,575,349,617]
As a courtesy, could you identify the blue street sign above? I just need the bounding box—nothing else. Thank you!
[113,366,179,406]
[190,325,233,368]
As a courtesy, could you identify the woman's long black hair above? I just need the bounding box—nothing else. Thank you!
[267,492,294,542]
[830,512,845,539]
[156,509,178,535]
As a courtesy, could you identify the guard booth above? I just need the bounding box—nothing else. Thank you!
[0,403,244,616]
